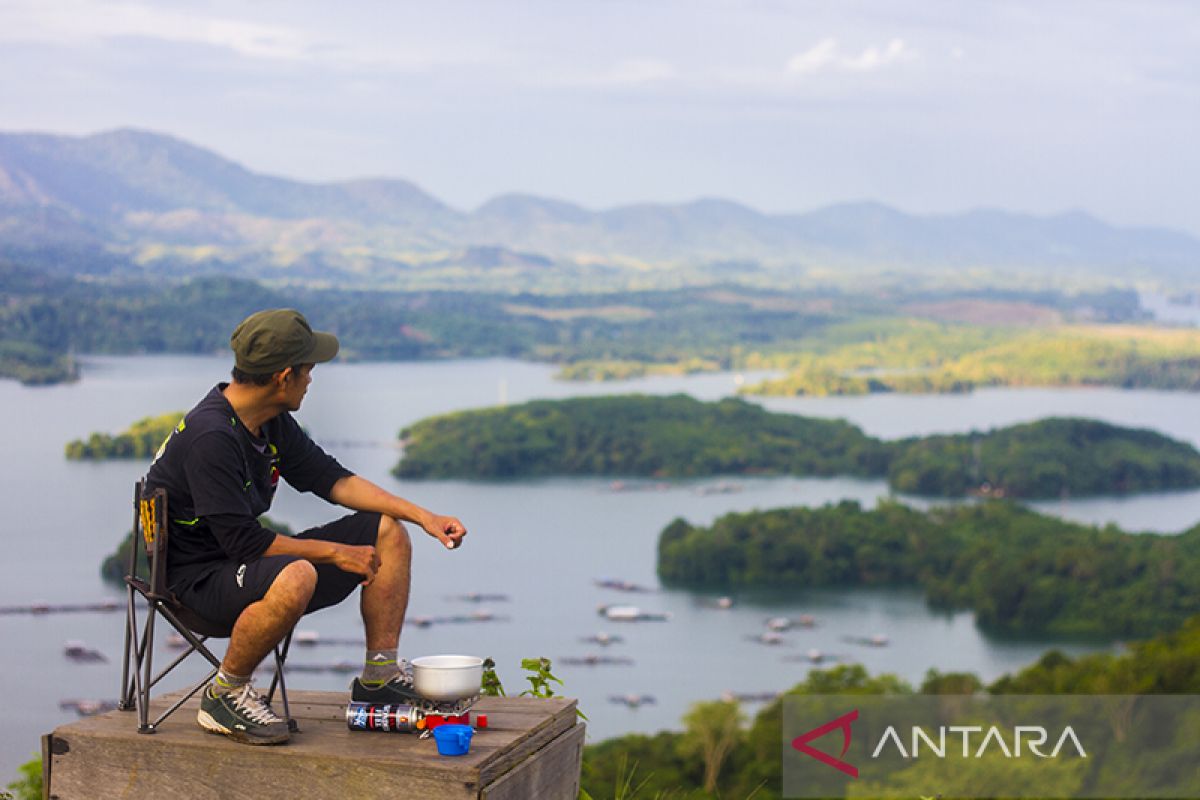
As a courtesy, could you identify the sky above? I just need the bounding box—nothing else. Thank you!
[1,0,1198,234]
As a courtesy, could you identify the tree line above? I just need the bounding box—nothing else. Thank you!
[1,259,1150,388]
[0,263,830,384]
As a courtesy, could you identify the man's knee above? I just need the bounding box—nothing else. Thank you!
[270,559,318,609]
[377,515,411,556]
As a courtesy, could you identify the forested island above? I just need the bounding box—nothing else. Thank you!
[581,615,1200,798]
[64,412,183,460]
[396,395,886,480]
[394,395,1200,498]
[0,340,77,385]
[657,500,1200,636]
[887,416,1200,497]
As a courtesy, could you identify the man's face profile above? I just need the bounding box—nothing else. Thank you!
[281,364,314,411]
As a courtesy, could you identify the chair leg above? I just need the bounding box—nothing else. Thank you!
[268,629,296,732]
[128,614,150,723]
[138,607,157,733]
[266,629,292,702]
[118,585,137,711]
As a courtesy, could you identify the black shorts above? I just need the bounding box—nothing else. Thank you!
[174,511,381,630]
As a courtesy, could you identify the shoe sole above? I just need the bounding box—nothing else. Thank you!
[197,709,290,745]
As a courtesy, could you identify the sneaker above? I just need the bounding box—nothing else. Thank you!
[350,673,422,705]
[197,684,291,745]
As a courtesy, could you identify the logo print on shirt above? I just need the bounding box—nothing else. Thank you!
[269,444,280,488]
[236,564,247,589]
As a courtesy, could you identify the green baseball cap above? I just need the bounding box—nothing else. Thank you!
[230,309,339,375]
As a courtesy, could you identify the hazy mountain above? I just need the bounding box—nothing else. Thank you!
[0,129,454,223]
[1,128,1198,284]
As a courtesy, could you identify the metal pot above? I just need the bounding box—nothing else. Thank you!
[411,654,484,701]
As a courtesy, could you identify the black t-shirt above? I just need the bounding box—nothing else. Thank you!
[144,384,353,588]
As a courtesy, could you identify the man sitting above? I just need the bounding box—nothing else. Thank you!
[144,308,466,745]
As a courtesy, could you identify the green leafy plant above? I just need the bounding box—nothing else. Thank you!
[522,657,588,721]
[481,657,505,697]
[5,756,41,800]
[519,657,562,699]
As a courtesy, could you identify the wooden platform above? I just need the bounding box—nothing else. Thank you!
[45,691,585,799]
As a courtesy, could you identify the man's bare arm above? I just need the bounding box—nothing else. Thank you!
[328,474,467,550]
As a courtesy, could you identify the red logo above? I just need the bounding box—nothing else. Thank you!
[791,709,859,778]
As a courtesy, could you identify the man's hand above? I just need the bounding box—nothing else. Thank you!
[423,514,468,550]
[332,543,379,586]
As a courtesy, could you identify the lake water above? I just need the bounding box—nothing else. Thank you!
[2,355,1197,779]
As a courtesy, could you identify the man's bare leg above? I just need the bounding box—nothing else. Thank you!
[361,515,412,650]
[198,560,315,744]
[222,560,317,676]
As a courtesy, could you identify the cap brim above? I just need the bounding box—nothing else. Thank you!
[303,331,340,364]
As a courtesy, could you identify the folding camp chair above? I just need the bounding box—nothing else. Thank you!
[118,480,296,733]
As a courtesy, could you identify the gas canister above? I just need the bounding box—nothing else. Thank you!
[346,702,422,733]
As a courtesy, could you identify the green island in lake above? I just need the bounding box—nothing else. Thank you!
[0,340,77,385]
[394,395,1200,499]
[64,412,184,460]
[657,499,1200,637]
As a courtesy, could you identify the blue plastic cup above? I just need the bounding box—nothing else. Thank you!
[432,723,474,756]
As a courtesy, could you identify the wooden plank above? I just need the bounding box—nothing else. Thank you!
[40,733,51,800]
[481,724,586,800]
[48,728,477,799]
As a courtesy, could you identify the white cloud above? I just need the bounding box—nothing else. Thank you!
[786,38,840,76]
[0,1,313,60]
[787,37,916,76]
[0,0,500,73]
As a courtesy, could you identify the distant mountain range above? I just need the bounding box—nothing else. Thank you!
[1,128,1197,286]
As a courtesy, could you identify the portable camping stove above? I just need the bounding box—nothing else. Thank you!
[416,693,485,737]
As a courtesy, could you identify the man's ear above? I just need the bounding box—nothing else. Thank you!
[274,366,294,386]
